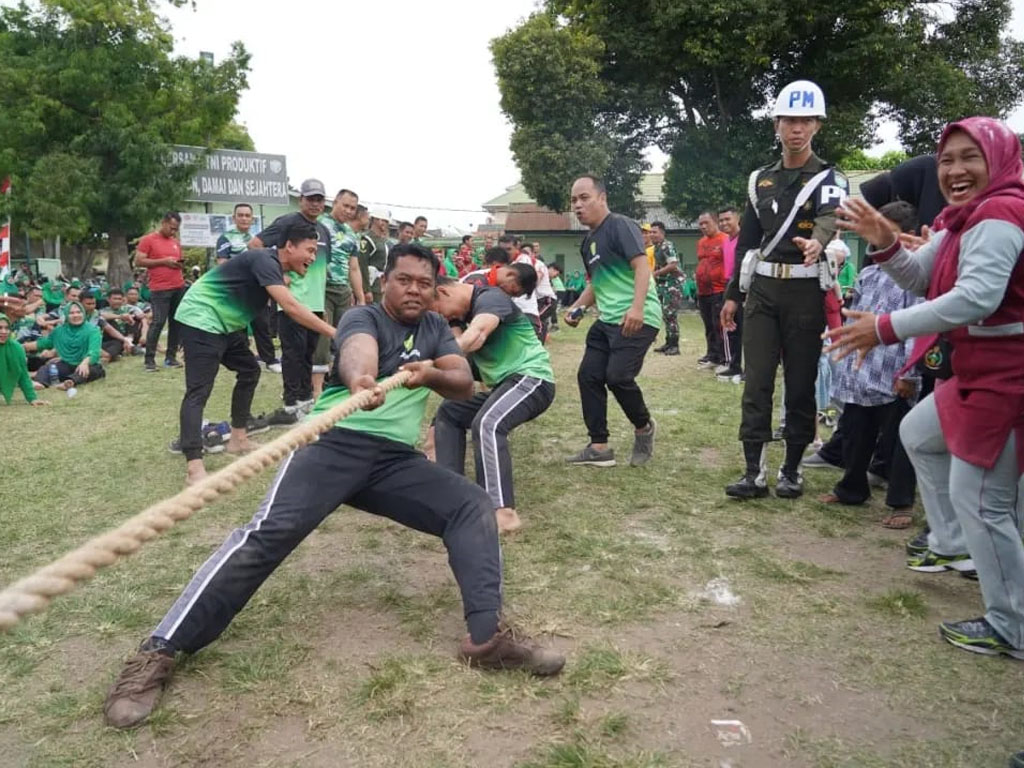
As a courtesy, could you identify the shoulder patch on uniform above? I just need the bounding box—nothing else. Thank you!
[798,220,814,230]
[758,178,774,188]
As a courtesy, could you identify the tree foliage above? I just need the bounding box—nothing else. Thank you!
[492,0,1024,220]
[0,0,250,282]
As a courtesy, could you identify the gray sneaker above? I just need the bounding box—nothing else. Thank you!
[565,444,616,467]
[630,419,656,467]
[802,452,838,469]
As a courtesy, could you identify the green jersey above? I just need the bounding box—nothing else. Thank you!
[310,304,462,446]
[319,214,359,286]
[215,228,253,260]
[468,287,554,387]
[255,213,329,312]
[175,249,284,334]
[579,213,661,329]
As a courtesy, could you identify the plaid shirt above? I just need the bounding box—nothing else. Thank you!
[830,265,921,407]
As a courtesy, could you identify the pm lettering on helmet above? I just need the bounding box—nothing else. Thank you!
[820,185,847,207]
[789,90,816,109]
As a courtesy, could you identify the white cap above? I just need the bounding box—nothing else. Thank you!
[772,80,826,118]
[826,239,850,259]
[369,207,391,221]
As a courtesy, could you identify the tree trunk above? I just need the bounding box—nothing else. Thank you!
[107,229,132,287]
[61,244,94,279]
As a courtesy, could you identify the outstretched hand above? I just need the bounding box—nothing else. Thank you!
[823,308,881,368]
[836,198,899,250]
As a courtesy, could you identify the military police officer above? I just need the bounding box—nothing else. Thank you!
[720,80,847,499]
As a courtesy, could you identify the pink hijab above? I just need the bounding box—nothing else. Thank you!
[906,117,1024,368]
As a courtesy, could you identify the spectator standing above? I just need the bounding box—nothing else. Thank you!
[695,212,728,369]
[137,212,185,372]
[250,179,331,425]
[650,221,683,356]
[717,207,743,381]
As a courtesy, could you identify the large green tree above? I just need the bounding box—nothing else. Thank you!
[0,0,251,283]
[492,0,1024,219]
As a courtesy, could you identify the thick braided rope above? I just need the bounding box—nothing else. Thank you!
[0,371,412,632]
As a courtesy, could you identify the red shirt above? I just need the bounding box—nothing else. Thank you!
[137,232,184,291]
[696,233,728,296]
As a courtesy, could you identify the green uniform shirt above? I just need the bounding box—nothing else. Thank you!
[551,275,565,292]
[319,214,359,286]
[215,228,253,260]
[579,213,661,329]
[175,248,284,334]
[653,240,682,291]
[310,304,462,446]
[468,287,554,387]
[838,261,857,293]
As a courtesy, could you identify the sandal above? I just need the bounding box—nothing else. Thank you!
[881,510,914,529]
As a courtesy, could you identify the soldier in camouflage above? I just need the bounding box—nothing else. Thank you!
[650,221,683,356]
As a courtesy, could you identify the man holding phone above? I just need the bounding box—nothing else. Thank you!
[563,175,661,468]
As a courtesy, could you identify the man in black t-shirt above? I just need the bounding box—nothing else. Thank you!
[432,279,555,534]
[173,221,336,486]
[563,175,662,469]
[250,179,332,423]
[103,245,565,731]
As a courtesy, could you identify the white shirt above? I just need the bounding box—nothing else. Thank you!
[512,253,540,316]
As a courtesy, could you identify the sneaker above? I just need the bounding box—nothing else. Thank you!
[939,617,1024,660]
[246,413,270,435]
[907,549,975,573]
[802,452,839,469]
[775,469,804,499]
[565,444,616,467]
[663,346,680,356]
[725,474,769,500]
[697,355,711,364]
[459,626,565,676]
[1011,752,1024,768]
[144,361,158,373]
[103,646,176,729]
[696,359,716,370]
[267,362,282,374]
[268,407,299,427]
[163,358,183,369]
[653,343,669,354]
[905,529,930,557]
[167,432,225,455]
[714,364,731,375]
[630,419,656,467]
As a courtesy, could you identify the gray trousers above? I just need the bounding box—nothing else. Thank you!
[900,393,1024,648]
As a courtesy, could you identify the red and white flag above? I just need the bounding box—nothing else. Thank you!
[0,178,10,280]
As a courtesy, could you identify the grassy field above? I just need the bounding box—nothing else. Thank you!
[1,313,1021,768]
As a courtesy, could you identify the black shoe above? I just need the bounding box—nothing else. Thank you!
[268,407,299,427]
[162,358,183,369]
[246,413,270,435]
[663,345,680,356]
[905,529,930,557]
[775,470,804,499]
[1010,751,1024,768]
[939,617,1024,660]
[725,474,769,500]
[144,361,158,373]
[653,343,669,353]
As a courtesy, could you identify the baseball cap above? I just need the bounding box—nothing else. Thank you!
[369,207,391,221]
[640,222,652,232]
[299,178,326,198]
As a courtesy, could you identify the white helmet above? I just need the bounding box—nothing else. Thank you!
[772,80,826,118]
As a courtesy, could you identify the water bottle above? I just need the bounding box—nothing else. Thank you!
[47,361,58,387]
[66,387,77,399]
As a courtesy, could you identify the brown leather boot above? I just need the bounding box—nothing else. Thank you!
[459,626,565,676]
[103,648,176,729]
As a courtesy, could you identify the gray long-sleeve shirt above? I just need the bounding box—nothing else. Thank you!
[870,219,1024,341]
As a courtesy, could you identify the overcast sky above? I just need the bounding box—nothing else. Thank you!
[165,0,1024,229]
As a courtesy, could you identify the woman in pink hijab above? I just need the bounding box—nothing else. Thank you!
[830,116,1024,661]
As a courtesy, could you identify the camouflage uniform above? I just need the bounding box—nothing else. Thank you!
[654,239,683,348]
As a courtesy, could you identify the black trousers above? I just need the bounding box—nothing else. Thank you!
[250,302,276,364]
[435,375,555,510]
[833,401,910,505]
[578,320,657,444]
[35,359,105,387]
[146,286,186,364]
[179,324,261,462]
[740,276,824,445]
[278,310,318,406]
[152,428,502,652]
[697,292,725,364]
